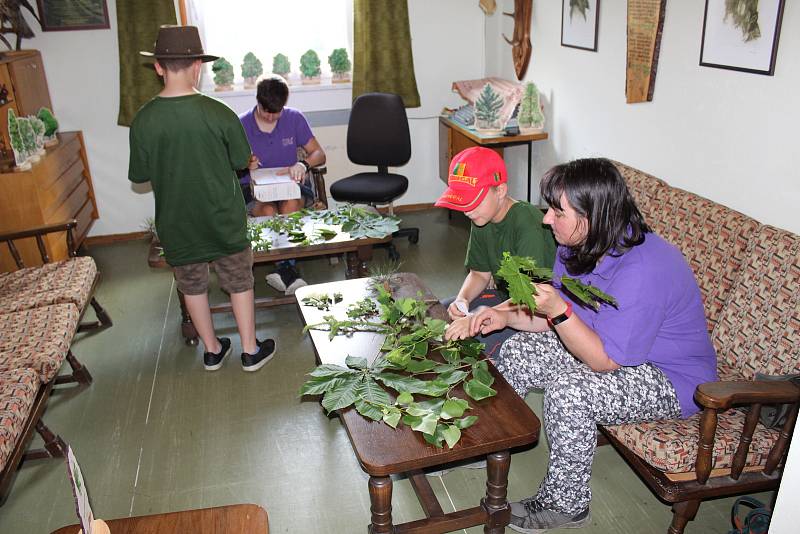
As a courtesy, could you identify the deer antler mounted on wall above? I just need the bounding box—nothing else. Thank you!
[502,0,532,80]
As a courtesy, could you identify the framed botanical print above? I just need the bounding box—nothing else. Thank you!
[561,0,600,52]
[37,0,110,31]
[699,0,785,75]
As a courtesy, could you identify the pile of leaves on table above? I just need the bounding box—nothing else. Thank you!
[247,205,400,251]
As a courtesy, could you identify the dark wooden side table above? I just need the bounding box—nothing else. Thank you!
[147,219,391,345]
[296,274,540,533]
[50,503,268,534]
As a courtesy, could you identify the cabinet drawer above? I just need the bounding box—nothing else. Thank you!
[47,179,89,226]
[38,136,81,190]
[74,198,95,243]
[41,158,85,219]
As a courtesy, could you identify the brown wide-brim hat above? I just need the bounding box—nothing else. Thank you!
[140,25,218,63]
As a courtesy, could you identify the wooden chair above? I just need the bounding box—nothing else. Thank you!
[297,146,328,210]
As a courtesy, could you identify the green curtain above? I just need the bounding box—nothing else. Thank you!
[116,0,177,126]
[353,0,420,108]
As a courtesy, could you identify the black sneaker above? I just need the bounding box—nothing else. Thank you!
[204,337,231,371]
[241,338,276,372]
[508,498,590,533]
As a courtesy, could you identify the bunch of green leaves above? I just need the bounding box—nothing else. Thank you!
[246,220,271,252]
[301,292,343,311]
[300,287,498,448]
[307,205,400,239]
[346,297,378,319]
[495,253,617,311]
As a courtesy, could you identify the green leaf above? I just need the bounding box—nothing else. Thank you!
[496,252,540,311]
[441,398,469,419]
[454,415,478,429]
[309,364,357,378]
[471,361,495,387]
[346,356,368,369]
[410,413,439,435]
[412,341,429,356]
[419,380,451,397]
[464,379,497,401]
[438,346,460,364]
[422,425,446,448]
[376,372,430,394]
[415,398,446,413]
[442,425,462,448]
[560,276,618,310]
[356,378,393,406]
[321,375,363,413]
[424,318,447,338]
[385,346,411,367]
[437,369,469,385]
[355,399,384,421]
[405,359,437,373]
[383,408,402,428]
[459,339,485,359]
[406,404,432,417]
[396,391,414,405]
[299,375,347,396]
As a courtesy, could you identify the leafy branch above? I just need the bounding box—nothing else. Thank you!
[495,252,617,312]
[300,284,497,448]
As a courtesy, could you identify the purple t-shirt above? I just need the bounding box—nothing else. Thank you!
[552,232,717,418]
[238,106,313,185]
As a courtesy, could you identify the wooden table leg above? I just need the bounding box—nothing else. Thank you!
[356,244,374,277]
[368,476,394,534]
[176,289,198,345]
[345,251,358,279]
[482,450,511,533]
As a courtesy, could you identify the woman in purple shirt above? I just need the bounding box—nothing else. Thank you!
[446,158,717,533]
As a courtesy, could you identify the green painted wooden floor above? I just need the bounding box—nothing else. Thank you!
[0,210,772,533]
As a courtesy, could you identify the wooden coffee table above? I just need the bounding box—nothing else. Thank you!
[148,217,391,344]
[296,274,540,533]
[50,503,268,533]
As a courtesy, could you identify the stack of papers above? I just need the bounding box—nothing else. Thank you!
[252,167,300,202]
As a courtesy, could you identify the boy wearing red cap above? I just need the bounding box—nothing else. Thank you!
[436,147,556,357]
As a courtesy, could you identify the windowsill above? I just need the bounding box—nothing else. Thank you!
[203,81,353,116]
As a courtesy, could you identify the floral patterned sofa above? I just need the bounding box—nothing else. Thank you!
[0,220,112,504]
[599,163,800,533]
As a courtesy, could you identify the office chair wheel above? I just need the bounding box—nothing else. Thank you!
[409,233,419,244]
[388,244,400,261]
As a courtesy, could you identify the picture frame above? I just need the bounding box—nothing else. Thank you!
[36,0,110,32]
[699,0,785,75]
[561,0,600,52]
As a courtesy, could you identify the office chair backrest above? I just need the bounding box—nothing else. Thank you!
[347,93,411,170]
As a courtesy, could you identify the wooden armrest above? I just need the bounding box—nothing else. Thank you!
[694,380,800,410]
[0,220,77,242]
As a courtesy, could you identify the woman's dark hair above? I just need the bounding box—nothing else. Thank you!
[540,157,650,275]
[256,75,289,112]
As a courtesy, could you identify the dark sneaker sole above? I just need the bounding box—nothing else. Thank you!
[242,343,277,372]
[507,511,591,534]
[204,344,232,371]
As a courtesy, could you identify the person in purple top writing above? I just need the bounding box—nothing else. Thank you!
[445,158,717,533]
[239,75,326,294]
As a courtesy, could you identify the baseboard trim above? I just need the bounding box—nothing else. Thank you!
[85,231,151,246]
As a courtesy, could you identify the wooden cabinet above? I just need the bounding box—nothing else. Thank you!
[0,50,53,162]
[0,132,98,272]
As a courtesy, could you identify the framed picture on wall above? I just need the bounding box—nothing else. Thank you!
[561,0,600,51]
[37,0,110,31]
[699,0,785,75]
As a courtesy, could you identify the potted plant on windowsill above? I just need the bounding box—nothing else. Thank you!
[299,49,321,85]
[328,48,351,84]
[272,53,291,83]
[241,52,263,90]
[211,57,234,92]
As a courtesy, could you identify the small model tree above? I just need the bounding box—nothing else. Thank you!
[272,53,290,77]
[328,48,351,82]
[7,108,28,169]
[299,49,321,83]
[474,83,504,130]
[517,82,544,130]
[37,107,59,137]
[241,52,263,89]
[17,117,38,163]
[28,115,46,155]
[211,57,234,91]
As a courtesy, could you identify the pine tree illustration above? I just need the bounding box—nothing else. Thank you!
[7,109,24,159]
[475,83,503,126]
[519,82,544,128]
[18,117,36,157]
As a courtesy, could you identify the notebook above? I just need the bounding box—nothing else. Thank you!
[252,167,301,202]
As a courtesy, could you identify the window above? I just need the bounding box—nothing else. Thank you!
[186,0,352,89]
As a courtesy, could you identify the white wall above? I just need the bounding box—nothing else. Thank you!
[486,0,799,234]
[20,0,485,235]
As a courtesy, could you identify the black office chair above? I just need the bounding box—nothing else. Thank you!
[330,92,419,260]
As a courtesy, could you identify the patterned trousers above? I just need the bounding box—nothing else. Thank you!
[495,331,682,515]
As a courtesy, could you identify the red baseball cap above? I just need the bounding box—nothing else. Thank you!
[435,147,508,212]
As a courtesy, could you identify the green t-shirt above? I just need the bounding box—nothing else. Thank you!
[128,93,252,266]
[465,201,556,293]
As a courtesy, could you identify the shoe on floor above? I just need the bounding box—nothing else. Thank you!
[265,272,286,292]
[242,338,276,372]
[266,264,301,292]
[285,277,307,295]
[204,337,231,371]
[425,459,487,477]
[508,498,590,533]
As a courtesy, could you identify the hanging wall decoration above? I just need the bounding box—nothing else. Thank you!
[502,0,532,80]
[625,0,667,104]
[699,0,785,76]
[561,0,600,51]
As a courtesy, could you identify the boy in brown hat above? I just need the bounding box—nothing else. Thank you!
[129,25,275,372]
[436,147,556,358]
